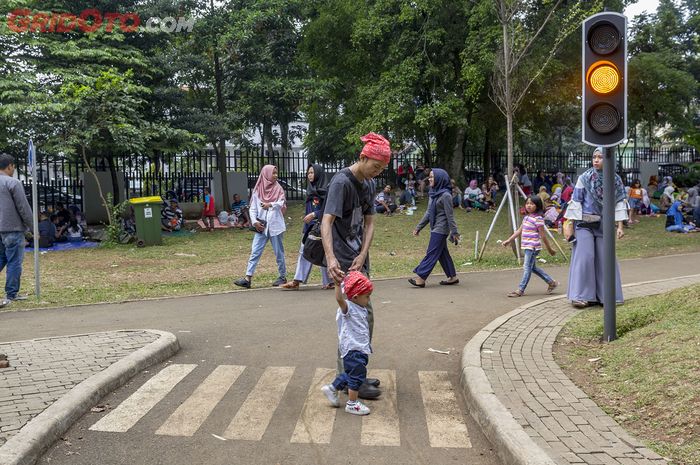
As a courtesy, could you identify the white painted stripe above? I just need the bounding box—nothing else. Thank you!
[155,365,245,437]
[362,369,400,446]
[223,366,295,441]
[418,371,471,448]
[290,368,337,444]
[89,364,196,433]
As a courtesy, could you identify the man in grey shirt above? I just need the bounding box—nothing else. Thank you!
[0,153,33,307]
[321,132,391,399]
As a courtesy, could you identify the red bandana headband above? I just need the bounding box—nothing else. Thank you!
[343,271,373,300]
[360,132,391,164]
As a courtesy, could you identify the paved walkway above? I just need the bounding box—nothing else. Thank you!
[0,330,177,465]
[461,274,700,465]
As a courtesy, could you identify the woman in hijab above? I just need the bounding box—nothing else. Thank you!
[660,184,675,211]
[234,165,288,289]
[564,147,628,308]
[408,168,461,287]
[281,164,333,290]
[463,179,484,210]
[665,200,698,233]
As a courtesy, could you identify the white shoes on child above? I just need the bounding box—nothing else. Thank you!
[345,400,370,415]
[321,384,371,415]
[321,384,339,407]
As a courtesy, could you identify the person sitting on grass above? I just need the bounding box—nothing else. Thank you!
[161,198,184,231]
[230,194,250,229]
[374,185,397,215]
[65,218,83,242]
[543,201,560,229]
[451,179,463,209]
[321,271,374,416]
[665,200,698,233]
[38,211,59,248]
[463,180,485,211]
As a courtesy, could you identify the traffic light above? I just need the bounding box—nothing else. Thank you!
[582,12,627,147]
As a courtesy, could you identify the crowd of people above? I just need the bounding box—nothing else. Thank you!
[1,138,698,416]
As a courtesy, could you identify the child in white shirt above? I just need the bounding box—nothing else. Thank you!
[321,271,374,416]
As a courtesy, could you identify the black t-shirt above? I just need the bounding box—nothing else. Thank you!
[323,168,375,273]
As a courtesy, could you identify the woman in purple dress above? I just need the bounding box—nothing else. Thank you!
[564,147,628,308]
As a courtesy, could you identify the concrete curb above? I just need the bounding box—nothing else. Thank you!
[461,295,563,465]
[0,329,179,465]
[459,276,700,465]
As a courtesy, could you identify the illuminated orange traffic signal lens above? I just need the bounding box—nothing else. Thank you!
[587,61,620,94]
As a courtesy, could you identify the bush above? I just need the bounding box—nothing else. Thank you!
[674,163,700,187]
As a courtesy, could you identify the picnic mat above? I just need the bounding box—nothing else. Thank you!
[162,229,195,237]
[196,219,232,229]
[26,241,100,252]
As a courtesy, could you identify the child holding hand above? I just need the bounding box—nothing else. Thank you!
[321,271,374,416]
[503,196,558,297]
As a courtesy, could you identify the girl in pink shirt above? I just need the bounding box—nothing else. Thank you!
[502,196,557,297]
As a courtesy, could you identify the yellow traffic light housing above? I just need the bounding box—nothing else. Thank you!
[582,13,627,147]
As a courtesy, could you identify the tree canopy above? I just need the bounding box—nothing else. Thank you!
[0,0,696,182]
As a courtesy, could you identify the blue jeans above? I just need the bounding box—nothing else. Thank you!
[518,249,553,292]
[332,350,368,391]
[245,231,286,278]
[0,231,26,299]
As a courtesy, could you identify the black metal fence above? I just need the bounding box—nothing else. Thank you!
[14,145,699,211]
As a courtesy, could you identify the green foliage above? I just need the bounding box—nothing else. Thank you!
[674,163,700,187]
[102,193,129,245]
[628,0,699,146]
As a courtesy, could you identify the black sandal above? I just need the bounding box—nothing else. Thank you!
[408,278,425,288]
[439,279,459,285]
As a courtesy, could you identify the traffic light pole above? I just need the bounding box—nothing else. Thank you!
[603,147,617,342]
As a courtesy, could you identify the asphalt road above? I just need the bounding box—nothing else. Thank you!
[1,252,698,465]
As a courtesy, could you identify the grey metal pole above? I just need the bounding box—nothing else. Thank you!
[29,141,40,301]
[603,147,616,342]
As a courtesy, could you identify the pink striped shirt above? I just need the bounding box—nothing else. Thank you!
[521,214,544,250]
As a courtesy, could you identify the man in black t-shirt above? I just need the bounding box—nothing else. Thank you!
[322,132,391,399]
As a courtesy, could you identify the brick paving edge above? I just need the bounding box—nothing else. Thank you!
[0,329,180,465]
[459,275,700,465]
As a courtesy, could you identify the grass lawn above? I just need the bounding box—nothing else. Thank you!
[2,200,699,310]
[554,284,700,465]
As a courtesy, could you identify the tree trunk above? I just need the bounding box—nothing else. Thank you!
[418,130,432,166]
[502,21,514,180]
[435,125,466,182]
[280,114,290,155]
[483,127,491,178]
[213,45,230,210]
[106,152,120,204]
[265,120,274,164]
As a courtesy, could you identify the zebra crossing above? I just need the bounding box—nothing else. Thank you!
[89,364,472,448]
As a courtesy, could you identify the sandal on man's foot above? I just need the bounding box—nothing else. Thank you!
[507,290,523,297]
[546,280,558,295]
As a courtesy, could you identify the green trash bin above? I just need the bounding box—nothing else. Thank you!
[129,196,163,246]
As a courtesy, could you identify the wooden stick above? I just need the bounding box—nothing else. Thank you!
[477,185,510,261]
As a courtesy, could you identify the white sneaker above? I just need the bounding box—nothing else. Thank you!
[345,400,370,416]
[321,384,339,407]
[0,299,9,308]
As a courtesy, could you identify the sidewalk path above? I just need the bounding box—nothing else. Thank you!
[461,274,700,465]
[0,330,178,465]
